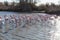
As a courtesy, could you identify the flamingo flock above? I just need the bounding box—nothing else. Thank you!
[0,14,59,34]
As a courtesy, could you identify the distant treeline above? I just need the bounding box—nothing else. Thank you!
[0,2,38,12]
[0,2,60,14]
[37,3,60,15]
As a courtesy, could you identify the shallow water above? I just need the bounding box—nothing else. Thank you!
[0,11,59,40]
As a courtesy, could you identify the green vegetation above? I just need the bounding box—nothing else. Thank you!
[0,0,38,12]
[4,1,8,6]
[16,2,38,12]
[0,0,60,13]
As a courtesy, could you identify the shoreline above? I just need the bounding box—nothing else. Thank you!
[0,10,59,16]
[46,11,60,16]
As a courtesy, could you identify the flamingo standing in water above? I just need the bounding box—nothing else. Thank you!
[0,17,3,33]
[0,17,2,29]
[4,15,10,33]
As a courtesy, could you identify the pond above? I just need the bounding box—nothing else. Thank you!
[0,11,19,16]
[0,11,59,40]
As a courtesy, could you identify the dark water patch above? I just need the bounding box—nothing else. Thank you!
[46,11,60,16]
